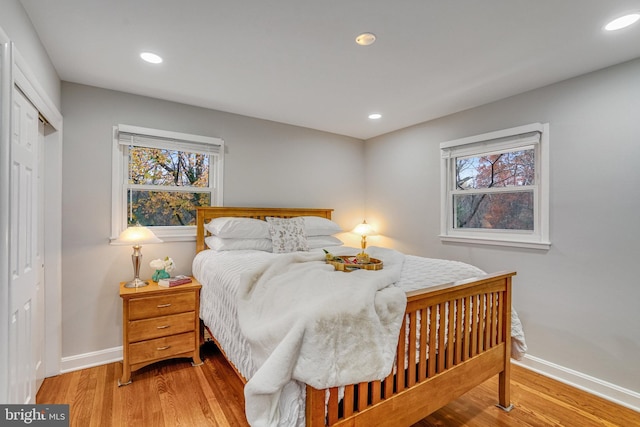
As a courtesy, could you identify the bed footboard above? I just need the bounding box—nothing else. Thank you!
[306,271,515,427]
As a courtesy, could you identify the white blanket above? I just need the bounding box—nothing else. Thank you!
[237,247,407,427]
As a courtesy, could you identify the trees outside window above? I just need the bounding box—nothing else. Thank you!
[127,146,211,227]
[111,125,224,241]
[440,123,550,249]
[454,148,534,230]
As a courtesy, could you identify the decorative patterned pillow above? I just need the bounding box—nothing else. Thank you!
[266,217,309,253]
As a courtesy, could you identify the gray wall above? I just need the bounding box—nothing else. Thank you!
[365,58,640,394]
[60,82,365,357]
[0,0,60,108]
[5,0,639,401]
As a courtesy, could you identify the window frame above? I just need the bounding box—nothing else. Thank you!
[440,123,550,250]
[111,124,224,242]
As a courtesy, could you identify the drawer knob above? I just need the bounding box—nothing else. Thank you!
[157,345,171,351]
[157,303,172,308]
[156,325,170,329]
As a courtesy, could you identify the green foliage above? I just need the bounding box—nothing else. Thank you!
[127,147,211,226]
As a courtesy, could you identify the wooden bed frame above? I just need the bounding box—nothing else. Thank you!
[195,206,516,426]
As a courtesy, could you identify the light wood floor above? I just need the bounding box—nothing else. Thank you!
[37,341,639,427]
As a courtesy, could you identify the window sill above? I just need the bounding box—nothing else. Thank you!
[110,233,196,244]
[439,235,551,250]
[151,233,196,243]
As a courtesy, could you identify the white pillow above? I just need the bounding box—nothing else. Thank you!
[205,217,270,238]
[266,217,309,253]
[307,235,344,249]
[205,236,273,252]
[302,216,343,236]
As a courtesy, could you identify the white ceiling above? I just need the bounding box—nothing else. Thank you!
[20,0,640,139]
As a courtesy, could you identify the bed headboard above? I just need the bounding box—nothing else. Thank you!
[195,207,334,253]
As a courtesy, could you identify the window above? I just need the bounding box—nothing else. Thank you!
[440,123,550,249]
[111,125,224,241]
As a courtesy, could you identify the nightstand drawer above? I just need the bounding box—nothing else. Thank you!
[128,291,196,320]
[129,332,195,365]
[128,311,195,343]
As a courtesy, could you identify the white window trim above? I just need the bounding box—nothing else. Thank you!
[111,124,224,243]
[439,122,550,250]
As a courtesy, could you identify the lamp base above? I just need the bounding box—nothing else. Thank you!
[356,252,370,264]
[124,278,149,288]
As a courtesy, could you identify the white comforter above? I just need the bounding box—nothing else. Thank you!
[192,246,527,427]
[237,248,406,426]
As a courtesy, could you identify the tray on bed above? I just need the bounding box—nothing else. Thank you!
[326,256,383,271]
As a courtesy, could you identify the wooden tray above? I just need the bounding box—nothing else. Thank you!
[326,256,383,272]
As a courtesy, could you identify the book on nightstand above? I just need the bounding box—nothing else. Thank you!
[158,275,193,287]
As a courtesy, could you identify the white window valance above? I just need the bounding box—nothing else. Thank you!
[441,131,540,159]
[117,124,223,155]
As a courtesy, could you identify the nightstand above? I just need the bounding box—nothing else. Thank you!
[118,278,203,386]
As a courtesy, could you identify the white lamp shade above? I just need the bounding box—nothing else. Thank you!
[113,225,163,245]
[352,220,376,236]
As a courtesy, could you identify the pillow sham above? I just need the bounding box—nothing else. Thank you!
[205,236,273,252]
[205,217,270,239]
[266,217,309,253]
[302,216,343,236]
[307,235,344,249]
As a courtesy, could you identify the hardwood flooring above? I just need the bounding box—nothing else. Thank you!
[37,341,639,426]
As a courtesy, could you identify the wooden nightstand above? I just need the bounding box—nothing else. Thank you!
[118,278,203,386]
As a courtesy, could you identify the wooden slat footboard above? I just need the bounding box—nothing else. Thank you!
[306,271,515,427]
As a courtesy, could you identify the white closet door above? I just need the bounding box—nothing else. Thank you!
[8,87,40,404]
[34,118,46,391]
[0,35,9,405]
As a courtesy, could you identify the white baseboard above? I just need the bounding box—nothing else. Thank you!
[514,354,640,413]
[60,346,122,374]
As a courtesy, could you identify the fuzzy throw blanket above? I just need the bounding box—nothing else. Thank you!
[237,247,407,427]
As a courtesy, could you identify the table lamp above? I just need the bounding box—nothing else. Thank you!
[113,225,163,288]
[352,220,376,263]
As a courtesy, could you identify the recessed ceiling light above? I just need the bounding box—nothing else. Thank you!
[368,113,382,120]
[604,13,640,31]
[356,33,377,46]
[140,52,163,64]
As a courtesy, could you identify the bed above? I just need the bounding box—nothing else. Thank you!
[194,206,520,427]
